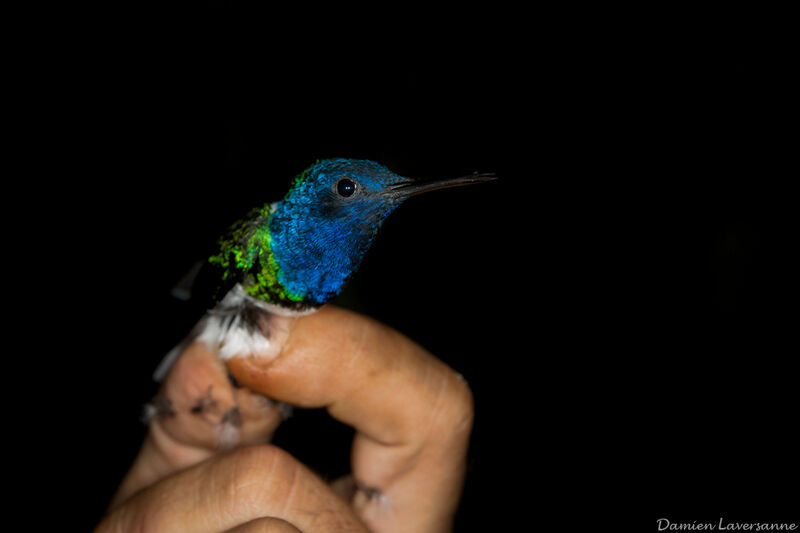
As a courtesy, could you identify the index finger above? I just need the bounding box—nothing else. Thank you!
[96,445,368,533]
[226,305,474,532]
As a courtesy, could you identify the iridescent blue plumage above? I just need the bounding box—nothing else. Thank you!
[268,159,408,307]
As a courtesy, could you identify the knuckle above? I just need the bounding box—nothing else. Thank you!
[446,372,475,433]
[232,444,283,473]
[222,445,297,512]
[427,368,475,437]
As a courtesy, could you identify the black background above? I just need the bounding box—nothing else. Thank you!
[28,9,796,531]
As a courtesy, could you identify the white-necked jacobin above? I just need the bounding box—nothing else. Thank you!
[154,158,494,380]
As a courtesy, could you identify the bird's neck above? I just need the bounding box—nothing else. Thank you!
[264,199,371,308]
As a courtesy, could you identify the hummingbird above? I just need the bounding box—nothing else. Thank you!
[153,158,495,381]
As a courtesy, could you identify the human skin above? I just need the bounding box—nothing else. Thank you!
[96,305,474,532]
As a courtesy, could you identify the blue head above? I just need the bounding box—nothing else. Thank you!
[267,158,493,308]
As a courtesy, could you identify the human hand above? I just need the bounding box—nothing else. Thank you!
[96,305,474,532]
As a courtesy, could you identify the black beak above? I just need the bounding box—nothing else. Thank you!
[389,172,497,198]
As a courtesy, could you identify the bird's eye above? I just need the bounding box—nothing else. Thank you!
[336,178,357,198]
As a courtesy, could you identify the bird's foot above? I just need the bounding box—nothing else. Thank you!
[144,342,287,451]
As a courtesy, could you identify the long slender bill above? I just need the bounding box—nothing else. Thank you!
[390,173,497,198]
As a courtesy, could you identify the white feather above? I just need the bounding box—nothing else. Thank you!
[196,297,271,360]
[154,284,314,380]
[197,284,308,360]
